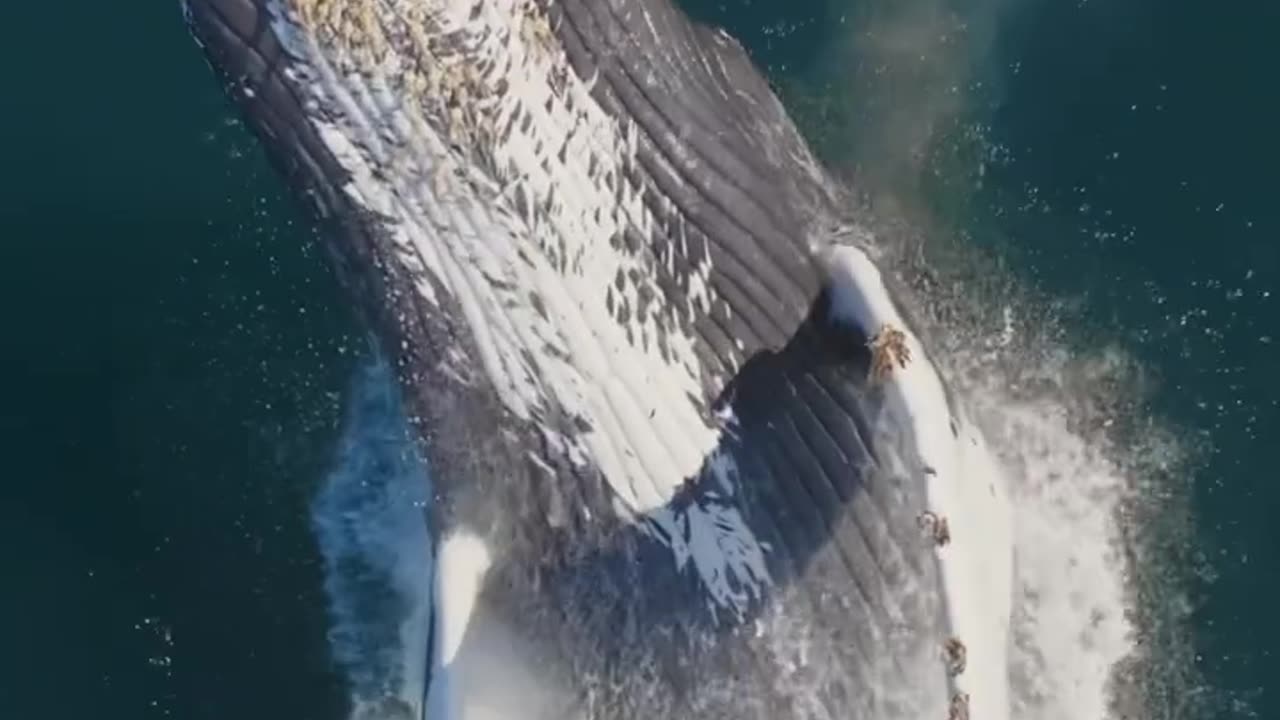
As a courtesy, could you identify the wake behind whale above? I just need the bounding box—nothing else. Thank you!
[311,356,433,720]
[186,0,1017,718]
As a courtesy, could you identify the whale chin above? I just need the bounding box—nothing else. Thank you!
[186,0,1014,718]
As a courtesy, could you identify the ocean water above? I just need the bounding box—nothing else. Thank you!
[1,1,1274,720]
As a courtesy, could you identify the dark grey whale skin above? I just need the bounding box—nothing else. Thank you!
[185,0,950,716]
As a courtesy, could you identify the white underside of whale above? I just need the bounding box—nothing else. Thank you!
[263,0,776,618]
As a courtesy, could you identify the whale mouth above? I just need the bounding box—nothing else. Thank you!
[185,1,1016,718]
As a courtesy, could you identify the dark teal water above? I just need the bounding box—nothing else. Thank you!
[965,6,1279,715]
[2,1,1274,719]
[1,3,359,717]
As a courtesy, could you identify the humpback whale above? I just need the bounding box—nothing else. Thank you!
[184,0,1013,718]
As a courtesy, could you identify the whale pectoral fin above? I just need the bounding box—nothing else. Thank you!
[475,293,953,717]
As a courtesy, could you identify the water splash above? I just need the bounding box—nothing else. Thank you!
[870,228,1204,720]
[311,356,434,720]
[738,0,1207,712]
[957,342,1138,720]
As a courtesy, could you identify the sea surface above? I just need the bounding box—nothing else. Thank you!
[1,0,1274,719]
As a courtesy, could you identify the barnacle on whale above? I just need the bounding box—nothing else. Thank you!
[943,636,967,676]
[918,510,951,546]
[869,322,911,381]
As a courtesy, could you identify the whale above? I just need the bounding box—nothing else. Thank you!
[183,0,1014,718]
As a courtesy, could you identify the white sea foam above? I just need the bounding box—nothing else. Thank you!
[978,377,1133,720]
[978,348,1141,720]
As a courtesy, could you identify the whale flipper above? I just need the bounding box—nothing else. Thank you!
[186,1,1009,718]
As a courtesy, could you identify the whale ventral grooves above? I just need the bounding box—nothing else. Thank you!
[185,0,961,717]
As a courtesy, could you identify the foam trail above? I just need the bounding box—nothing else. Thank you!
[311,356,434,720]
[954,341,1141,720]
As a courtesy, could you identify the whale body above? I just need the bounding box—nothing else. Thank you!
[184,0,1014,718]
